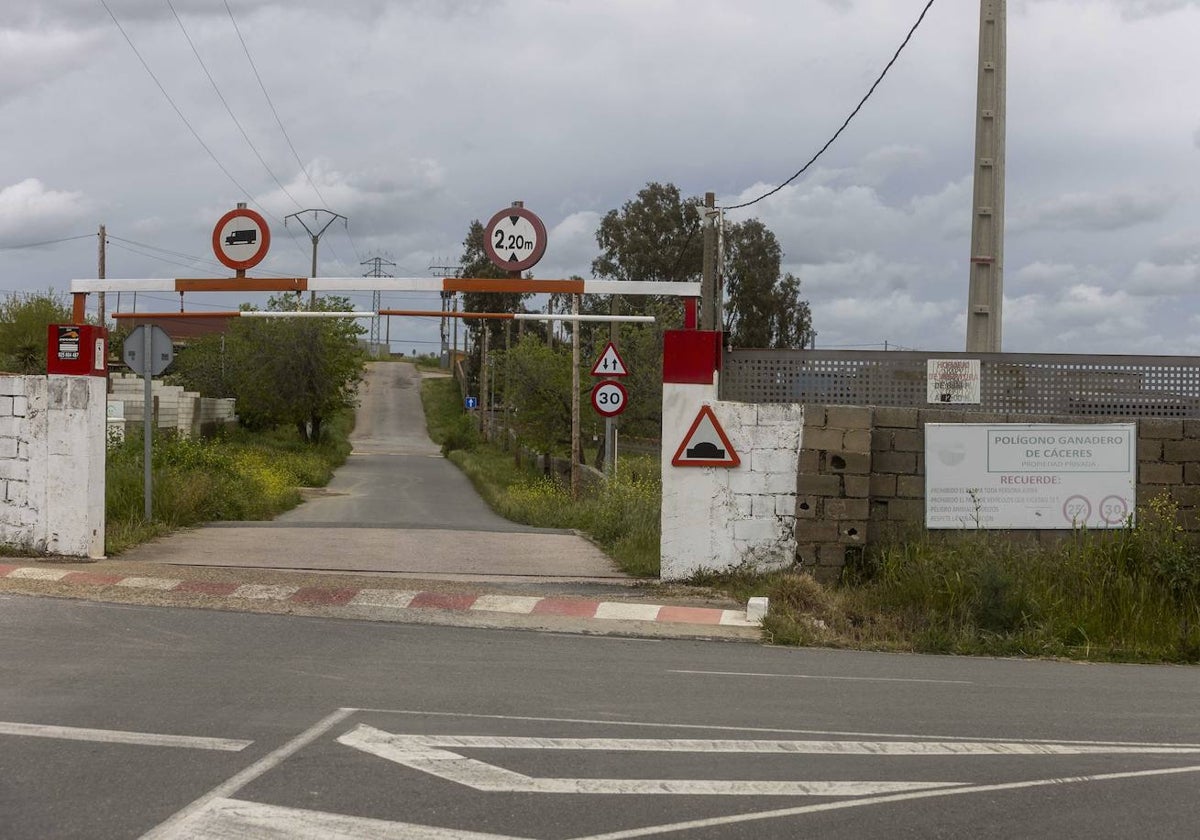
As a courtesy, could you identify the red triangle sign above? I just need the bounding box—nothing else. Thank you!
[590,341,628,377]
[671,405,740,468]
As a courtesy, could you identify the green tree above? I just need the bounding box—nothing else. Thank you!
[225,295,365,443]
[170,333,235,398]
[723,220,816,349]
[0,291,74,374]
[500,334,574,453]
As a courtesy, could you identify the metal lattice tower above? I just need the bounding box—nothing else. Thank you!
[361,256,395,348]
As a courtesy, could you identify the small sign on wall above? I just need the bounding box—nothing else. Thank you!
[927,359,981,404]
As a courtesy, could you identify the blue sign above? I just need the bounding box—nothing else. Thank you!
[465,396,478,410]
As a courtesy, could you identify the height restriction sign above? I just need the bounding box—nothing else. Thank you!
[483,206,548,273]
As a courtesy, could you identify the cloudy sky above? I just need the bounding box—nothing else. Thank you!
[2,0,1199,355]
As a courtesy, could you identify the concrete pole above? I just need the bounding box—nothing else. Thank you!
[97,224,106,329]
[571,293,581,500]
[965,0,1007,352]
[700,192,716,330]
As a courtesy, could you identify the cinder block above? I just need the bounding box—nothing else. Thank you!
[795,496,817,518]
[843,429,872,454]
[803,427,844,450]
[823,498,870,520]
[757,404,803,426]
[1169,486,1200,508]
[1184,419,1200,438]
[797,521,842,542]
[891,429,923,452]
[0,460,29,482]
[0,438,17,460]
[751,495,777,518]
[1163,440,1200,462]
[763,471,798,495]
[1137,438,1163,462]
[4,480,26,506]
[0,378,23,396]
[776,494,798,517]
[826,405,873,429]
[1141,419,1184,440]
[798,474,841,496]
[1140,462,1182,485]
[1186,463,1200,484]
[870,473,897,498]
[733,494,753,517]
[797,449,820,473]
[887,499,926,522]
[871,430,894,453]
[802,406,826,428]
[827,452,871,475]
[897,475,925,499]
[839,521,867,542]
[873,406,918,428]
[734,518,783,543]
[843,475,870,499]
[874,450,917,474]
[0,397,11,417]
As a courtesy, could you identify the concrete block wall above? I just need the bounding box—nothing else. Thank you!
[109,374,236,437]
[794,405,874,581]
[0,376,105,557]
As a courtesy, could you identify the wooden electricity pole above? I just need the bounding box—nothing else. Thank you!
[700,192,716,330]
[97,224,106,328]
[965,0,1007,352]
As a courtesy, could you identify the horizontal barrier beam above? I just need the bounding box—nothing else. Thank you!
[72,277,702,297]
[114,310,657,323]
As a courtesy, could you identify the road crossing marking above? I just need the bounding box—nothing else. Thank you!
[0,721,251,751]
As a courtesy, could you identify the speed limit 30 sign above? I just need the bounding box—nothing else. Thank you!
[591,380,627,417]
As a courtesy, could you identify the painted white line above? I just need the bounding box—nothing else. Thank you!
[337,725,961,797]
[0,721,250,752]
[355,708,1200,751]
[593,603,662,622]
[669,669,974,685]
[349,588,418,609]
[116,576,183,590]
[339,726,1200,758]
[470,595,542,614]
[718,610,758,627]
[570,763,1200,840]
[163,797,527,840]
[140,707,356,840]
[231,583,299,601]
[6,568,71,581]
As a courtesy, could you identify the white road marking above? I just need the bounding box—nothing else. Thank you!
[355,708,1200,750]
[570,763,1200,840]
[141,707,356,840]
[338,725,961,797]
[471,595,541,614]
[231,583,299,600]
[6,568,70,581]
[669,669,974,685]
[0,721,250,752]
[594,603,661,621]
[163,797,527,840]
[116,576,183,590]
[349,588,418,609]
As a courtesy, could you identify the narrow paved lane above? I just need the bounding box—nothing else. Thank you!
[125,363,626,581]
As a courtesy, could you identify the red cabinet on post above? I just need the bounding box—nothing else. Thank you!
[47,324,108,376]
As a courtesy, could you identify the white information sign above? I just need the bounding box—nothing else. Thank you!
[925,423,1136,529]
[927,359,981,404]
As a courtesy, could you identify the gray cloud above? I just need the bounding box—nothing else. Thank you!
[1010,189,1176,234]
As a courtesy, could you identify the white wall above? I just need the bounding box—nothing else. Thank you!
[0,376,105,557]
[660,381,804,580]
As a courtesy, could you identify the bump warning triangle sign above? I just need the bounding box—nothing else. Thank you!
[671,405,740,468]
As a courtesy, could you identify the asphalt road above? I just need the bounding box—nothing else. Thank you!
[3,595,1199,839]
[121,363,625,582]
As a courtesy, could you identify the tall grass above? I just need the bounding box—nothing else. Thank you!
[105,415,351,554]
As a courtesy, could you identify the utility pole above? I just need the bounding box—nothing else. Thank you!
[700,192,716,330]
[965,0,1007,352]
[571,293,581,500]
[362,256,395,357]
[429,262,460,367]
[285,209,347,305]
[97,224,106,329]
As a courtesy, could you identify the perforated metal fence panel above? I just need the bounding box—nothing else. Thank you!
[721,350,1200,418]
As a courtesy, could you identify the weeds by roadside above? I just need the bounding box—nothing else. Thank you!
[105,414,352,554]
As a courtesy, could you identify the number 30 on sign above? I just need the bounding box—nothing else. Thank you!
[591,380,627,417]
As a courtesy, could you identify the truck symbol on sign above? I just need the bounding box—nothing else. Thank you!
[225,229,257,246]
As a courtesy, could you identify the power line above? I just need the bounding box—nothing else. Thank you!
[0,233,94,251]
[166,0,305,211]
[99,0,269,220]
[223,0,328,208]
[721,0,938,211]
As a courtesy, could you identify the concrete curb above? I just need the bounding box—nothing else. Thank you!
[0,564,761,631]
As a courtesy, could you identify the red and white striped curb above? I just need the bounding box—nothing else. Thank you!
[0,564,760,628]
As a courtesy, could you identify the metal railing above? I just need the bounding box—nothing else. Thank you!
[720,349,1200,418]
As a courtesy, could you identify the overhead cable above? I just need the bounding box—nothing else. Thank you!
[721,0,938,211]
